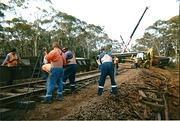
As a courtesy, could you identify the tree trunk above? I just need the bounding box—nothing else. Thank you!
[83,48,86,58]
[153,39,160,56]
[177,2,180,65]
[86,39,90,59]
[34,35,38,56]
[87,42,90,59]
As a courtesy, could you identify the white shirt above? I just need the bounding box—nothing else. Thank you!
[101,54,112,63]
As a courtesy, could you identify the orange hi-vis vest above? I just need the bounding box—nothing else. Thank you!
[45,48,66,68]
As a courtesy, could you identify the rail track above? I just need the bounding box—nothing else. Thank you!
[0,70,100,107]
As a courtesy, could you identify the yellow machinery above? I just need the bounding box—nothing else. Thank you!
[133,51,150,69]
[133,47,170,68]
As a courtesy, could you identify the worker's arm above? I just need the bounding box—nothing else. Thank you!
[62,52,67,66]
[1,54,10,66]
[45,50,55,62]
[16,54,24,64]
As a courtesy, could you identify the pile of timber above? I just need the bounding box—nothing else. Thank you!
[64,69,174,120]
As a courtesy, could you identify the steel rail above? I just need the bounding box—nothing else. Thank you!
[0,70,99,91]
[0,71,100,105]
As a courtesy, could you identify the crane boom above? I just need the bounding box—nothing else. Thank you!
[123,6,149,52]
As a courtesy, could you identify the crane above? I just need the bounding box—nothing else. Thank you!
[123,6,149,53]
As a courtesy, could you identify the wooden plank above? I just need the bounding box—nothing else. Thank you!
[141,100,164,109]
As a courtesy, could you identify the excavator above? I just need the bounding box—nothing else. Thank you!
[146,48,170,68]
[118,6,151,68]
[115,47,170,69]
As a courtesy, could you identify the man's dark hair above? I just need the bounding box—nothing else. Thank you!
[11,48,17,52]
[62,47,68,53]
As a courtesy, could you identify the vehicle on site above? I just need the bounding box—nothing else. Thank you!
[132,52,150,69]
[112,48,170,69]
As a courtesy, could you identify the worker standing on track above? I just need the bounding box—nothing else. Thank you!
[62,47,77,93]
[97,48,118,96]
[1,48,22,85]
[42,42,66,103]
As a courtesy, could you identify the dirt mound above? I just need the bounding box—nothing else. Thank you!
[24,64,179,120]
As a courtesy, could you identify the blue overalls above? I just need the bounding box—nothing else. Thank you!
[63,51,77,92]
[63,64,77,92]
[98,52,118,95]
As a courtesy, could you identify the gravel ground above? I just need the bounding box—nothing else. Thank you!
[23,63,179,120]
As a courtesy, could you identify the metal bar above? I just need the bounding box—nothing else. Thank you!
[0,72,100,105]
[123,6,148,52]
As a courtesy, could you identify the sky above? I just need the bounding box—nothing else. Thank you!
[1,0,179,47]
[51,0,179,45]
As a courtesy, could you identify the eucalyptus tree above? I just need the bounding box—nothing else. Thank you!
[1,0,112,59]
[133,16,178,61]
[2,17,37,56]
[75,23,110,58]
[0,3,10,55]
[1,0,53,56]
[111,39,122,52]
[53,12,79,48]
[46,10,109,58]
[132,32,160,55]
[146,20,171,56]
[167,16,179,63]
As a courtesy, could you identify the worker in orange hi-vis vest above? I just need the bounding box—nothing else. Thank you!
[1,48,22,85]
[42,41,66,103]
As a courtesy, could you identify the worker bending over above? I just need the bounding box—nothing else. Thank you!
[1,48,22,85]
[97,48,118,96]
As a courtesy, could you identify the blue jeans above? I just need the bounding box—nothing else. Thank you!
[63,64,77,91]
[98,62,117,95]
[45,67,64,101]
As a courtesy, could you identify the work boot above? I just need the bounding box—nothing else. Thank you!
[41,99,52,104]
[70,86,76,93]
[63,83,66,91]
[56,95,64,101]
[41,96,52,104]
[98,88,103,96]
[111,87,118,95]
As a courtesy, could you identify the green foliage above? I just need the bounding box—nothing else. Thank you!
[133,16,179,59]
[0,11,4,17]
[9,0,25,7]
[0,0,113,58]
[0,3,9,10]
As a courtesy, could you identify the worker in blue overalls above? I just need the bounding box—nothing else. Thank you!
[62,47,77,93]
[97,48,118,96]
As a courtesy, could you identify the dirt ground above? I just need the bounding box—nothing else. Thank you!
[24,63,179,120]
